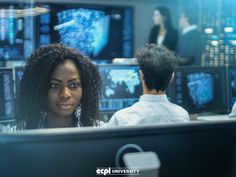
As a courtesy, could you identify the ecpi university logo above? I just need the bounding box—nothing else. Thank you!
[96,167,140,176]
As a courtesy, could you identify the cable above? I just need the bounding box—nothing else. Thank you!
[115,143,143,167]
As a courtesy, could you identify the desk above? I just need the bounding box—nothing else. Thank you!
[197,114,229,121]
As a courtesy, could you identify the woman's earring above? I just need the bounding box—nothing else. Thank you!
[40,110,47,120]
[74,105,82,119]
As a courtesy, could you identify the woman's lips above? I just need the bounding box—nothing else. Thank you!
[58,103,74,110]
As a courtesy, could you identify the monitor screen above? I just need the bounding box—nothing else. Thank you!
[172,66,228,114]
[0,3,34,60]
[36,3,133,60]
[228,66,236,108]
[98,64,142,112]
[0,121,236,177]
[0,68,14,120]
[14,66,24,95]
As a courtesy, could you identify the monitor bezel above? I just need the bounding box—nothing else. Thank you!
[172,66,229,114]
[0,120,236,177]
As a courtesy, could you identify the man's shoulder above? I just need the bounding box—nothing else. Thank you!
[185,28,201,37]
[108,101,143,124]
[113,102,140,116]
[169,102,189,114]
[106,108,133,127]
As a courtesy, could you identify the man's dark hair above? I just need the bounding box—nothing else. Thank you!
[182,8,198,25]
[15,43,101,129]
[136,44,176,92]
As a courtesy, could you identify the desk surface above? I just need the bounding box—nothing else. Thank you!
[197,114,229,121]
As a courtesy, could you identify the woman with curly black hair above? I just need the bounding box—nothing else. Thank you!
[15,43,101,129]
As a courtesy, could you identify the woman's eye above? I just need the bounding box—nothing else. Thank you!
[69,82,80,89]
[49,83,60,89]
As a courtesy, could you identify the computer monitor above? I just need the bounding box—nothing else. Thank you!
[172,66,228,114]
[0,121,236,177]
[228,66,236,109]
[0,68,14,120]
[14,66,25,95]
[36,3,133,60]
[98,64,142,112]
[0,3,34,60]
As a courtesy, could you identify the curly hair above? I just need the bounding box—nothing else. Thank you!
[15,43,101,129]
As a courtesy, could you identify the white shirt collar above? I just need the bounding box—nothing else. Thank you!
[140,94,169,102]
[182,25,198,35]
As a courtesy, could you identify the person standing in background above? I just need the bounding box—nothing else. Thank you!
[177,9,204,65]
[149,6,178,51]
